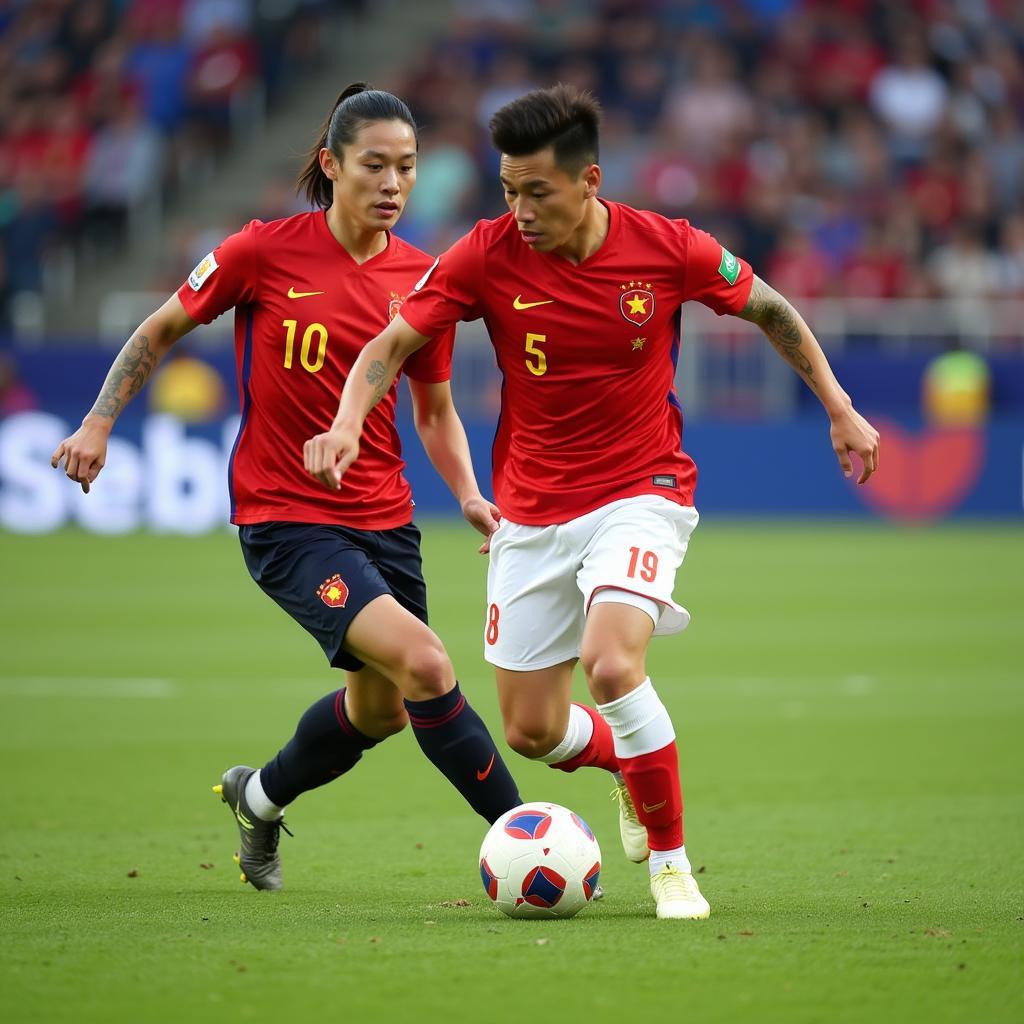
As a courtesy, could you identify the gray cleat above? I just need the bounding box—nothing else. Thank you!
[212,765,289,891]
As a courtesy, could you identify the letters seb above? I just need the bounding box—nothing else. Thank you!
[1,412,240,533]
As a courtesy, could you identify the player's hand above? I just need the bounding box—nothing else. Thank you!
[304,424,360,490]
[829,403,880,484]
[461,493,501,554]
[51,415,113,494]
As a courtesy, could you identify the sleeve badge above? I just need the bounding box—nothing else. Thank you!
[188,252,219,291]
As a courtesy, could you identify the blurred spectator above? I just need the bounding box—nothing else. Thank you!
[928,224,1002,301]
[0,350,37,415]
[765,227,831,299]
[81,92,163,251]
[869,31,949,163]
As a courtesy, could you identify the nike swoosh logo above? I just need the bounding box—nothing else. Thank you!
[287,287,325,299]
[513,295,554,310]
[476,753,496,781]
[642,799,667,813]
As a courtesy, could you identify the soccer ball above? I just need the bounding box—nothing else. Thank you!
[478,802,601,919]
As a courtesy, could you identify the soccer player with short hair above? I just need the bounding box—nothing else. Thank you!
[305,85,880,919]
[51,84,522,892]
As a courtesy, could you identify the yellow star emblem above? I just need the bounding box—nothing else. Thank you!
[631,337,646,350]
[327,586,342,601]
[627,295,648,316]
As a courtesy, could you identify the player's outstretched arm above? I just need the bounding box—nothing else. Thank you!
[735,275,880,484]
[304,314,431,490]
[50,295,198,493]
[408,378,500,552]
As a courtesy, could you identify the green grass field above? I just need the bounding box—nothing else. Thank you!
[1,522,1021,1023]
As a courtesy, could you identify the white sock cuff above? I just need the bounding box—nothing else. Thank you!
[649,845,691,875]
[597,678,675,757]
[536,703,596,764]
[245,770,285,821]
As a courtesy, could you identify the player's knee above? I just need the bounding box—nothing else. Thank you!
[400,641,452,699]
[504,722,559,760]
[581,649,642,702]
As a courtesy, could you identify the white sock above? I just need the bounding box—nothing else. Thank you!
[649,846,691,875]
[244,770,285,821]
[596,677,675,757]
[536,704,595,764]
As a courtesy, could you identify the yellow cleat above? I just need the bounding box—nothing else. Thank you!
[213,784,224,800]
[650,865,710,920]
[240,872,247,883]
[610,781,649,862]
[233,853,240,864]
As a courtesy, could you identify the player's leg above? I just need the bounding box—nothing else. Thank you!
[345,522,521,823]
[577,497,709,919]
[485,517,620,775]
[344,595,521,822]
[219,522,430,890]
[218,666,406,889]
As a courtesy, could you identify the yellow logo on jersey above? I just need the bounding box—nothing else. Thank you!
[287,287,325,299]
[513,295,554,310]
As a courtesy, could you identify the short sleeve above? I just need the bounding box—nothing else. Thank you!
[680,225,754,315]
[176,221,261,324]
[399,228,485,338]
[403,323,455,383]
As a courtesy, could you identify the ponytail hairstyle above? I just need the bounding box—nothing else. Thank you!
[297,83,419,209]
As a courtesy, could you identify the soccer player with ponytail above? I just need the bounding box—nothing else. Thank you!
[52,85,522,891]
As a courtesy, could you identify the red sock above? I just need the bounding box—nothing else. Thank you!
[550,703,620,774]
[616,740,683,850]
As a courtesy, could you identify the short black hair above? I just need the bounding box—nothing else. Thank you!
[298,83,418,209]
[489,84,601,176]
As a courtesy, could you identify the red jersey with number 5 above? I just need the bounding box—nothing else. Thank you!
[176,212,453,528]
[398,200,754,525]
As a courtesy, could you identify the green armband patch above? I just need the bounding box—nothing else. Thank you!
[718,247,740,286]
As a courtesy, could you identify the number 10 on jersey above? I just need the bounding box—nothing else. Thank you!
[283,319,328,373]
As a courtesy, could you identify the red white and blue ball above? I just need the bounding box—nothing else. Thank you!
[478,802,602,919]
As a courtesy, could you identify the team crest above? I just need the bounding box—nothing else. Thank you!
[619,281,655,327]
[317,573,349,608]
[388,291,404,321]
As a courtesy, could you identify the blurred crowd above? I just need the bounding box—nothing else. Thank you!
[385,0,1024,306]
[0,0,359,328]
[4,0,1024,338]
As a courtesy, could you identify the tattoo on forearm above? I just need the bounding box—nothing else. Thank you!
[739,278,816,386]
[90,334,159,418]
[366,359,388,405]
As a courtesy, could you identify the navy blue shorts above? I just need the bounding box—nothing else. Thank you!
[238,521,428,672]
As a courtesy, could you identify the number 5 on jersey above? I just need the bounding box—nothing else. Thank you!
[283,319,328,373]
[525,333,547,377]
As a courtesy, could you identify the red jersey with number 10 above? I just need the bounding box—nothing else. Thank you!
[176,212,453,528]
[399,200,754,525]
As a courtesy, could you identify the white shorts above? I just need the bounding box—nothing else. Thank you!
[483,495,699,671]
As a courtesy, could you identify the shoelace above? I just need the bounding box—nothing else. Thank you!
[252,816,293,856]
[653,866,700,901]
[610,784,640,823]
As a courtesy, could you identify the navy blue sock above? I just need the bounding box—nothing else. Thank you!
[260,688,378,807]
[404,682,521,824]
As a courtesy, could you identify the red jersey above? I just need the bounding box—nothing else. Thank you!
[177,212,453,528]
[399,200,753,525]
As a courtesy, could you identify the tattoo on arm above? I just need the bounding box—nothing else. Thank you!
[738,277,816,385]
[366,359,389,406]
[90,334,159,419]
